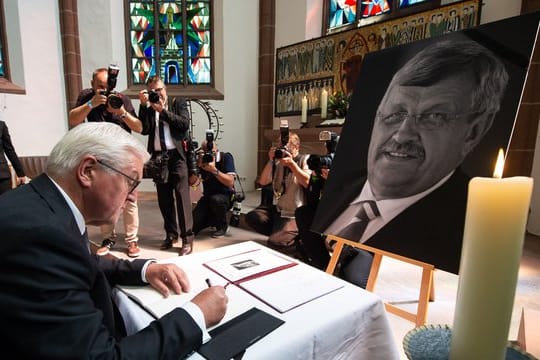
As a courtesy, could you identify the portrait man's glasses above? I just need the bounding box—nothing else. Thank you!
[96,159,141,194]
[376,111,477,130]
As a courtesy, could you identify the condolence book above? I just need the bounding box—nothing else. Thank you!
[203,249,344,313]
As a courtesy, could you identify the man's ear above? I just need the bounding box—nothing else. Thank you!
[78,156,97,190]
[462,113,495,157]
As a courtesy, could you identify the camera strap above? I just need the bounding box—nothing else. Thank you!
[233,173,246,200]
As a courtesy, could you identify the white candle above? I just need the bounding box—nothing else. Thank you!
[449,149,533,360]
[301,96,308,124]
[320,89,328,119]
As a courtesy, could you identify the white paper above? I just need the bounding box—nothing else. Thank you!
[239,265,345,313]
[204,249,296,282]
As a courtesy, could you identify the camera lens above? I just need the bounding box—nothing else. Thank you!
[149,91,160,103]
[107,94,124,109]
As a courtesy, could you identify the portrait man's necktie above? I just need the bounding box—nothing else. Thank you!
[336,200,380,242]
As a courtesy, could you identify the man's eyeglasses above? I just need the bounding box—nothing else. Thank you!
[150,87,164,92]
[375,111,477,130]
[96,159,141,194]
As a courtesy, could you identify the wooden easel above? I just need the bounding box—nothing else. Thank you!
[325,234,435,327]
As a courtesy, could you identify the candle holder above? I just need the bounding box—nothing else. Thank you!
[403,325,535,360]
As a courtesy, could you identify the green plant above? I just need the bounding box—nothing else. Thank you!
[327,91,350,118]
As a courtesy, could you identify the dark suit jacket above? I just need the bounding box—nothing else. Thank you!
[317,169,470,273]
[139,97,191,162]
[0,174,202,359]
[0,121,25,180]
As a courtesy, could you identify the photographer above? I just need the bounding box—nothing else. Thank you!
[245,123,311,251]
[138,76,195,256]
[190,135,236,239]
[68,66,143,258]
[295,131,338,263]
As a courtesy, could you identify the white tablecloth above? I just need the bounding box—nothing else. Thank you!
[115,241,400,359]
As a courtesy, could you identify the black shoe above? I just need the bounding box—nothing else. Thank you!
[96,238,115,256]
[211,227,228,238]
[160,237,177,250]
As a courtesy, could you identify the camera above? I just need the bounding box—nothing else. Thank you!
[202,129,215,163]
[305,131,339,207]
[185,138,199,177]
[229,177,246,227]
[148,90,160,104]
[274,119,289,159]
[229,200,242,227]
[307,130,339,175]
[99,64,123,109]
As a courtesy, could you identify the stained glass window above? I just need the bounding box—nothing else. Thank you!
[0,0,6,78]
[325,0,441,34]
[361,0,392,18]
[127,0,212,87]
[328,0,357,28]
[399,0,432,8]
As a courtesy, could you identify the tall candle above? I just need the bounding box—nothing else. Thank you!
[320,89,328,119]
[301,96,308,124]
[449,149,533,360]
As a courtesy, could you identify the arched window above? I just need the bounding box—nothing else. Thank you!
[125,0,222,99]
[0,0,24,94]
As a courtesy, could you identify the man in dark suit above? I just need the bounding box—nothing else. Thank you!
[0,120,26,195]
[305,38,509,287]
[0,122,227,359]
[139,76,195,256]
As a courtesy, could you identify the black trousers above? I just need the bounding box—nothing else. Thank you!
[192,193,231,234]
[0,178,13,197]
[154,149,194,241]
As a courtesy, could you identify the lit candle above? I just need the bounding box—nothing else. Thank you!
[320,89,328,120]
[449,149,533,360]
[301,96,308,124]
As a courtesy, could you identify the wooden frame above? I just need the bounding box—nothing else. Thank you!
[275,0,481,117]
[325,234,435,327]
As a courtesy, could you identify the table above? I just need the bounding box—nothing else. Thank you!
[117,241,400,359]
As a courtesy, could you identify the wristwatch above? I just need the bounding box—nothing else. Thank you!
[86,100,93,109]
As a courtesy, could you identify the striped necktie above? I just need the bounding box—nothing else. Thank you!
[336,200,380,242]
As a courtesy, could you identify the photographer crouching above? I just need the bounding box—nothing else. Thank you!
[138,76,195,256]
[245,120,311,253]
[190,131,237,239]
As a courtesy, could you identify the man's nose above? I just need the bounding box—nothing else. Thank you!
[391,115,420,143]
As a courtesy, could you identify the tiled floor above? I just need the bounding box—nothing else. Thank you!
[88,191,540,359]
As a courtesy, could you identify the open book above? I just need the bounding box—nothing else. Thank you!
[117,263,255,329]
[204,249,344,313]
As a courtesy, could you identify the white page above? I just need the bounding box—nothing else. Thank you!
[239,265,345,313]
[204,249,296,282]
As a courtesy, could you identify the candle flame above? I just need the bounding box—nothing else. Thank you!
[493,148,505,179]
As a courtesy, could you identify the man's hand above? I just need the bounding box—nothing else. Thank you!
[139,90,149,106]
[191,287,228,328]
[145,263,191,297]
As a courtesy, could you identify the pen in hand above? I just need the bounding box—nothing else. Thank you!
[205,278,213,288]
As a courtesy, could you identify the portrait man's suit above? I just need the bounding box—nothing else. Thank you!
[0,174,201,358]
[315,169,470,274]
[0,120,25,184]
